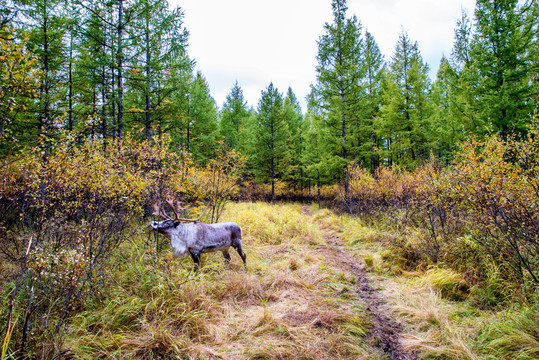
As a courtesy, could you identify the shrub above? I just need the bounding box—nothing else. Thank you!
[0,134,187,359]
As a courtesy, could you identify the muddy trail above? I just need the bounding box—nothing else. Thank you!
[302,207,416,360]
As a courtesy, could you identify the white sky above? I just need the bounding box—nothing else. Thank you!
[169,0,477,112]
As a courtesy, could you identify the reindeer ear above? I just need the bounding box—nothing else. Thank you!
[173,221,182,228]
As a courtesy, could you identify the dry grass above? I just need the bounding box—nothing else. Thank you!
[61,202,538,360]
[64,202,376,359]
[310,206,539,360]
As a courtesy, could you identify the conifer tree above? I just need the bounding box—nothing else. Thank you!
[129,0,189,143]
[283,87,304,185]
[219,81,250,151]
[186,72,218,164]
[472,0,538,137]
[21,0,67,158]
[309,0,364,207]
[379,31,431,167]
[449,10,482,134]
[251,83,290,203]
[429,57,464,160]
[357,30,384,171]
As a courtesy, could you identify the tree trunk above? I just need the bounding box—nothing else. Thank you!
[117,0,124,140]
[145,13,151,143]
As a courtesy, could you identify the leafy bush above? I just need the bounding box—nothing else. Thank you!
[342,122,539,298]
[0,135,187,359]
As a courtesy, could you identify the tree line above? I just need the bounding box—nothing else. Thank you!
[1,0,538,202]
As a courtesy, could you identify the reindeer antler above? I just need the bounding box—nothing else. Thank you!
[173,201,212,223]
[152,202,172,220]
[153,198,211,223]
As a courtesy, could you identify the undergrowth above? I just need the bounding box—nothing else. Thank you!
[64,202,375,359]
[315,206,539,360]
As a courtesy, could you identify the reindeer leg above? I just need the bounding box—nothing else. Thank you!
[232,242,247,268]
[222,249,231,266]
[189,250,201,272]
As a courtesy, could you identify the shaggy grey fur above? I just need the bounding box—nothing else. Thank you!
[150,220,246,270]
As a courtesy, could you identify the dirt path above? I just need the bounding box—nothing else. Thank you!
[302,207,416,360]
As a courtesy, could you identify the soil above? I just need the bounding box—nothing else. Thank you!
[302,207,417,360]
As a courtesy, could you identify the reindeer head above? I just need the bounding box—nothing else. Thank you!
[150,198,210,237]
[149,219,178,237]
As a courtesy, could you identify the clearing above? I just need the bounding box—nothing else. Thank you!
[66,202,515,359]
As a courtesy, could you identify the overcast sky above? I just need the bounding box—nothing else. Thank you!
[169,0,477,112]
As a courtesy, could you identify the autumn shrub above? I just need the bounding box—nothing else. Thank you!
[342,123,539,298]
[345,165,423,217]
[447,130,539,293]
[372,126,539,297]
[0,134,192,359]
[179,145,247,222]
[0,27,41,155]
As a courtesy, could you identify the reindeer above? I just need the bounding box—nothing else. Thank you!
[149,199,246,270]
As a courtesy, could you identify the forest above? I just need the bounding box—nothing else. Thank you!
[1,0,538,359]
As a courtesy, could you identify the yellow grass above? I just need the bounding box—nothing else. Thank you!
[65,202,375,359]
[62,202,538,360]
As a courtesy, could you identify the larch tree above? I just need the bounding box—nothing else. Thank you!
[186,72,218,165]
[251,83,290,203]
[379,30,431,168]
[472,0,538,137]
[282,87,304,186]
[219,81,250,152]
[21,0,67,159]
[129,0,189,144]
[309,0,364,209]
[357,30,384,172]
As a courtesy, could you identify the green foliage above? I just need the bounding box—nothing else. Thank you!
[0,27,41,155]
[219,81,250,152]
[282,87,305,185]
[249,83,290,202]
[183,72,219,164]
[127,0,190,143]
[472,0,538,137]
[379,31,432,168]
[309,0,364,183]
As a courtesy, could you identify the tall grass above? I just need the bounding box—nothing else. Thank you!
[64,203,376,359]
[319,206,539,360]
